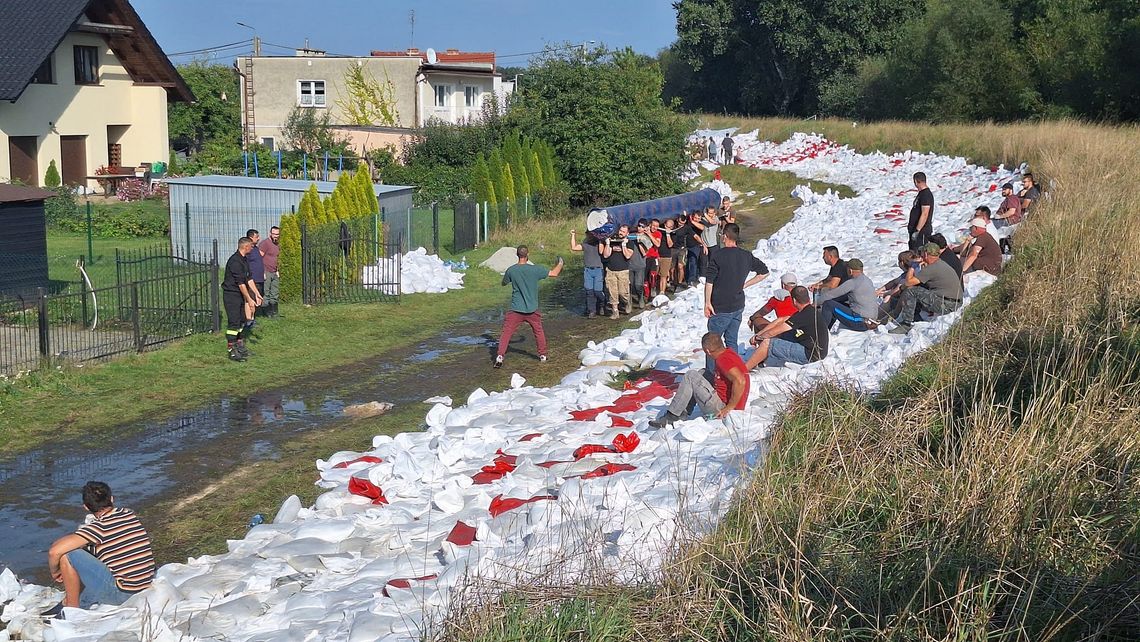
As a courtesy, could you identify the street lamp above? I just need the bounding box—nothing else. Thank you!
[236,22,261,56]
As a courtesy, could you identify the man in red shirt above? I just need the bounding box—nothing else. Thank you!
[749,272,798,333]
[650,332,749,427]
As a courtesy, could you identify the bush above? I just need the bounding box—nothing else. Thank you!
[43,161,61,188]
[534,183,571,220]
[48,196,169,238]
[44,187,79,227]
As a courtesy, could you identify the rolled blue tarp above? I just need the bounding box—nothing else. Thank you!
[585,188,723,240]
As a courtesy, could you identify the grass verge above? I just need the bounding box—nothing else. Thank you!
[440,118,1140,641]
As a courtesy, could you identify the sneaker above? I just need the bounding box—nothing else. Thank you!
[493,355,504,369]
[888,324,912,335]
[539,355,547,363]
[40,602,65,620]
[236,342,252,358]
[648,411,682,429]
[228,349,247,362]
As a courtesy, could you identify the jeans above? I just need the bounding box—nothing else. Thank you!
[686,246,702,284]
[666,368,726,418]
[66,549,137,609]
[497,310,547,358]
[706,308,743,375]
[765,338,809,368]
[583,267,605,314]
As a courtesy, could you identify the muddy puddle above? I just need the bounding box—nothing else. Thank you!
[0,295,592,584]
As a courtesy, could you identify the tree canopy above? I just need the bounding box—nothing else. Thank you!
[168,61,241,153]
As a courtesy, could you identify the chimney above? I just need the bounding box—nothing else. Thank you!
[446,48,459,54]
[406,48,420,55]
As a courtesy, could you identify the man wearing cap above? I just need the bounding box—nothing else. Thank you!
[748,273,799,333]
[908,172,936,251]
[959,217,1003,276]
[745,285,828,369]
[818,258,878,332]
[889,243,963,334]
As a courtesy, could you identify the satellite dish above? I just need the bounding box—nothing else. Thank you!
[425,48,437,64]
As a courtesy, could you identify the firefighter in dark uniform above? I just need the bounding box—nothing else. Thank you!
[222,237,261,361]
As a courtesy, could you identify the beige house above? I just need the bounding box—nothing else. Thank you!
[237,48,512,156]
[0,0,192,192]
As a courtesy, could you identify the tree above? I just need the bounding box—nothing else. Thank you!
[672,0,924,115]
[44,160,61,188]
[488,148,509,205]
[470,153,492,203]
[168,61,240,153]
[528,149,545,191]
[509,46,689,206]
[500,163,517,205]
[281,105,347,156]
[357,169,379,214]
[278,213,302,301]
[485,179,498,208]
[335,63,400,126]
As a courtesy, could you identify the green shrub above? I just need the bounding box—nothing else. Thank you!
[48,197,169,238]
[43,161,61,188]
[44,187,79,227]
[535,183,570,219]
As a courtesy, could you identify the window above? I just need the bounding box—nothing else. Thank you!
[261,137,275,151]
[464,86,480,108]
[32,56,53,84]
[298,80,325,107]
[73,46,99,85]
[434,85,450,108]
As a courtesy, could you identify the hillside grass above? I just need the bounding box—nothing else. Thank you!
[440,118,1140,642]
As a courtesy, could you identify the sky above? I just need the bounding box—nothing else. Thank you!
[133,0,678,67]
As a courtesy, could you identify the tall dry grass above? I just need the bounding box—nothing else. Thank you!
[439,119,1140,641]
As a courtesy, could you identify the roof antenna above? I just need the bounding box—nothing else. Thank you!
[409,10,415,49]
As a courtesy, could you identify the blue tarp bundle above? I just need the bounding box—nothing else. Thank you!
[585,188,723,240]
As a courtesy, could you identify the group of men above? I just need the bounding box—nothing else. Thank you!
[571,197,738,319]
[700,134,735,165]
[222,227,281,362]
[650,171,1041,425]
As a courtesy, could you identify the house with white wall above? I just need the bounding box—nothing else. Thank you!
[0,0,192,191]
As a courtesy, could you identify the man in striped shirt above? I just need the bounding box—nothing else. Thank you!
[43,481,155,616]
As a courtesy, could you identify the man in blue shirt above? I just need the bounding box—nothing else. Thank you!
[495,245,563,368]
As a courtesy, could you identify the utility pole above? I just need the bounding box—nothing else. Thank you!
[409,10,415,49]
[253,35,261,57]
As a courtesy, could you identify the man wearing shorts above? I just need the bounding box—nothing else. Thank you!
[43,481,155,617]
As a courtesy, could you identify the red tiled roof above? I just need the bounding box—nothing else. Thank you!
[370,48,495,67]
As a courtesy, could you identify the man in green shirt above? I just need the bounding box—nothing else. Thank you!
[495,245,564,368]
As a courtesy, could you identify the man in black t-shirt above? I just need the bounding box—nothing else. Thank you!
[601,224,634,318]
[810,246,849,303]
[745,286,828,369]
[704,223,769,373]
[908,172,935,251]
[221,237,260,361]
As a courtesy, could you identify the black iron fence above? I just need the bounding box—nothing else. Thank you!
[0,245,219,376]
[453,200,478,253]
[301,213,402,305]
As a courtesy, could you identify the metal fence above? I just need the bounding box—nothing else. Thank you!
[301,213,402,305]
[172,204,284,260]
[453,200,478,253]
[0,245,219,376]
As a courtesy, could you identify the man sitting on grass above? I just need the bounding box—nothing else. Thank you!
[748,272,799,334]
[744,285,829,369]
[649,332,749,427]
[817,258,878,332]
[889,243,963,334]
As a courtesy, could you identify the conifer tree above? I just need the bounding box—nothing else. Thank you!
[470,153,491,203]
[44,160,61,188]
[500,163,517,206]
[357,169,379,214]
[529,149,545,191]
[489,149,509,207]
[514,158,530,201]
[278,213,302,301]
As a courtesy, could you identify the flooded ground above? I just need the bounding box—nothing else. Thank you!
[0,279,605,583]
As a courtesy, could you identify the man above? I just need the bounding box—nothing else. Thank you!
[658,218,676,295]
[649,332,749,428]
[704,223,770,372]
[685,211,705,287]
[495,246,563,368]
[876,251,920,322]
[721,134,735,165]
[1019,173,1041,215]
[644,218,662,300]
[744,285,828,369]
[258,226,281,318]
[244,229,265,338]
[959,217,1003,276]
[889,243,963,334]
[995,182,1023,228]
[707,137,718,164]
[698,207,720,278]
[908,172,936,251]
[41,482,155,617]
[570,230,606,318]
[602,225,634,318]
[222,237,260,361]
[928,233,963,280]
[818,258,878,332]
[628,219,650,310]
[720,196,736,225]
[749,273,799,333]
[810,246,850,298]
